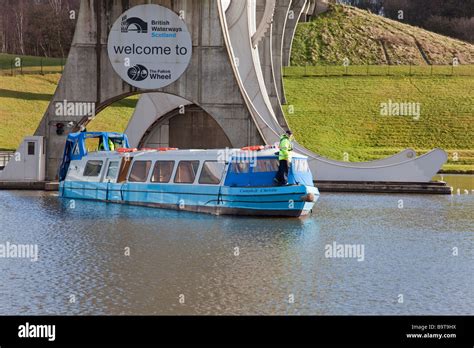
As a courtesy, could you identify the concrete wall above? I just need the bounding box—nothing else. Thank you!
[0,136,45,181]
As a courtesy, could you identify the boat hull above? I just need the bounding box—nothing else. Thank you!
[60,181,319,217]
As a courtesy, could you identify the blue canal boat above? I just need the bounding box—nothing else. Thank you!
[58,132,319,217]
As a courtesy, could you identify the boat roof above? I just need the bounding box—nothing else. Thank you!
[66,131,127,141]
[81,148,308,161]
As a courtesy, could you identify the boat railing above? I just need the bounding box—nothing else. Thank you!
[0,151,14,171]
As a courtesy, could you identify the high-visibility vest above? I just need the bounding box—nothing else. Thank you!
[108,139,115,151]
[98,138,115,151]
[279,135,293,161]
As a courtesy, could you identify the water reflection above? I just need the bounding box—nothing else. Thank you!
[0,185,472,315]
[434,174,474,191]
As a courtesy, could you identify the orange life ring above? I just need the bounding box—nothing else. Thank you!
[157,147,178,151]
[133,147,178,152]
[117,148,137,153]
[241,145,264,151]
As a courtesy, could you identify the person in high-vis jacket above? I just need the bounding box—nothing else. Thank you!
[274,130,294,186]
[98,137,115,151]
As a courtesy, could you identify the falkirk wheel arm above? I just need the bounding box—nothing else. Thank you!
[271,0,292,106]
[223,0,447,182]
[282,0,308,67]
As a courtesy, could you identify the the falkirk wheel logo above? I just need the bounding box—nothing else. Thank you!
[121,15,148,33]
[127,65,149,81]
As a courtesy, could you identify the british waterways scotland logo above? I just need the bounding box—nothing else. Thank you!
[121,15,148,33]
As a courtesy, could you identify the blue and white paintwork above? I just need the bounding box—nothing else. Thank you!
[59,132,319,217]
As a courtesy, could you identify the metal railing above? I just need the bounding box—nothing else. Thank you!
[0,57,64,76]
[283,64,474,77]
[0,151,14,171]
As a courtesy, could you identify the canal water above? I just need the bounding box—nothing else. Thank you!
[0,175,472,315]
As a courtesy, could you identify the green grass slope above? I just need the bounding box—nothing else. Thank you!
[291,5,474,66]
[1,33,473,174]
[1,72,471,172]
[283,74,474,173]
[0,74,137,151]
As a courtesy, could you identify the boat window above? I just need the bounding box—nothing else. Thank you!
[111,138,126,149]
[229,161,249,174]
[174,161,200,184]
[128,160,152,182]
[199,161,225,185]
[85,137,100,153]
[117,157,132,183]
[27,142,35,155]
[293,159,310,172]
[83,160,103,177]
[253,159,279,172]
[72,142,80,156]
[151,161,175,183]
[105,161,119,181]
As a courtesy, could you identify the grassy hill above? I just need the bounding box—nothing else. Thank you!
[291,5,474,65]
[0,73,137,151]
[1,71,472,173]
[283,74,474,173]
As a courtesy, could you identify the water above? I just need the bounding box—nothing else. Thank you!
[434,173,474,193]
[0,175,472,315]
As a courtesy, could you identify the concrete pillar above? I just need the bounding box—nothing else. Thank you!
[35,0,263,180]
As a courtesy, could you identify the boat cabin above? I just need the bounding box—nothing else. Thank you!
[59,132,318,217]
[59,132,129,181]
[60,132,314,188]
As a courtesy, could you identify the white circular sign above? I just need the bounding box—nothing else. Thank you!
[107,4,192,90]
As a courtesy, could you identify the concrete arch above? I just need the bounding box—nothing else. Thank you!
[77,89,239,150]
[138,104,233,149]
[124,93,192,148]
[34,0,263,180]
[124,92,237,149]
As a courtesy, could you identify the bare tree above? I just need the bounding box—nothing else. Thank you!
[14,1,26,55]
[48,0,65,57]
[48,0,62,14]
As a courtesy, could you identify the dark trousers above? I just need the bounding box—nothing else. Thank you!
[275,160,289,185]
